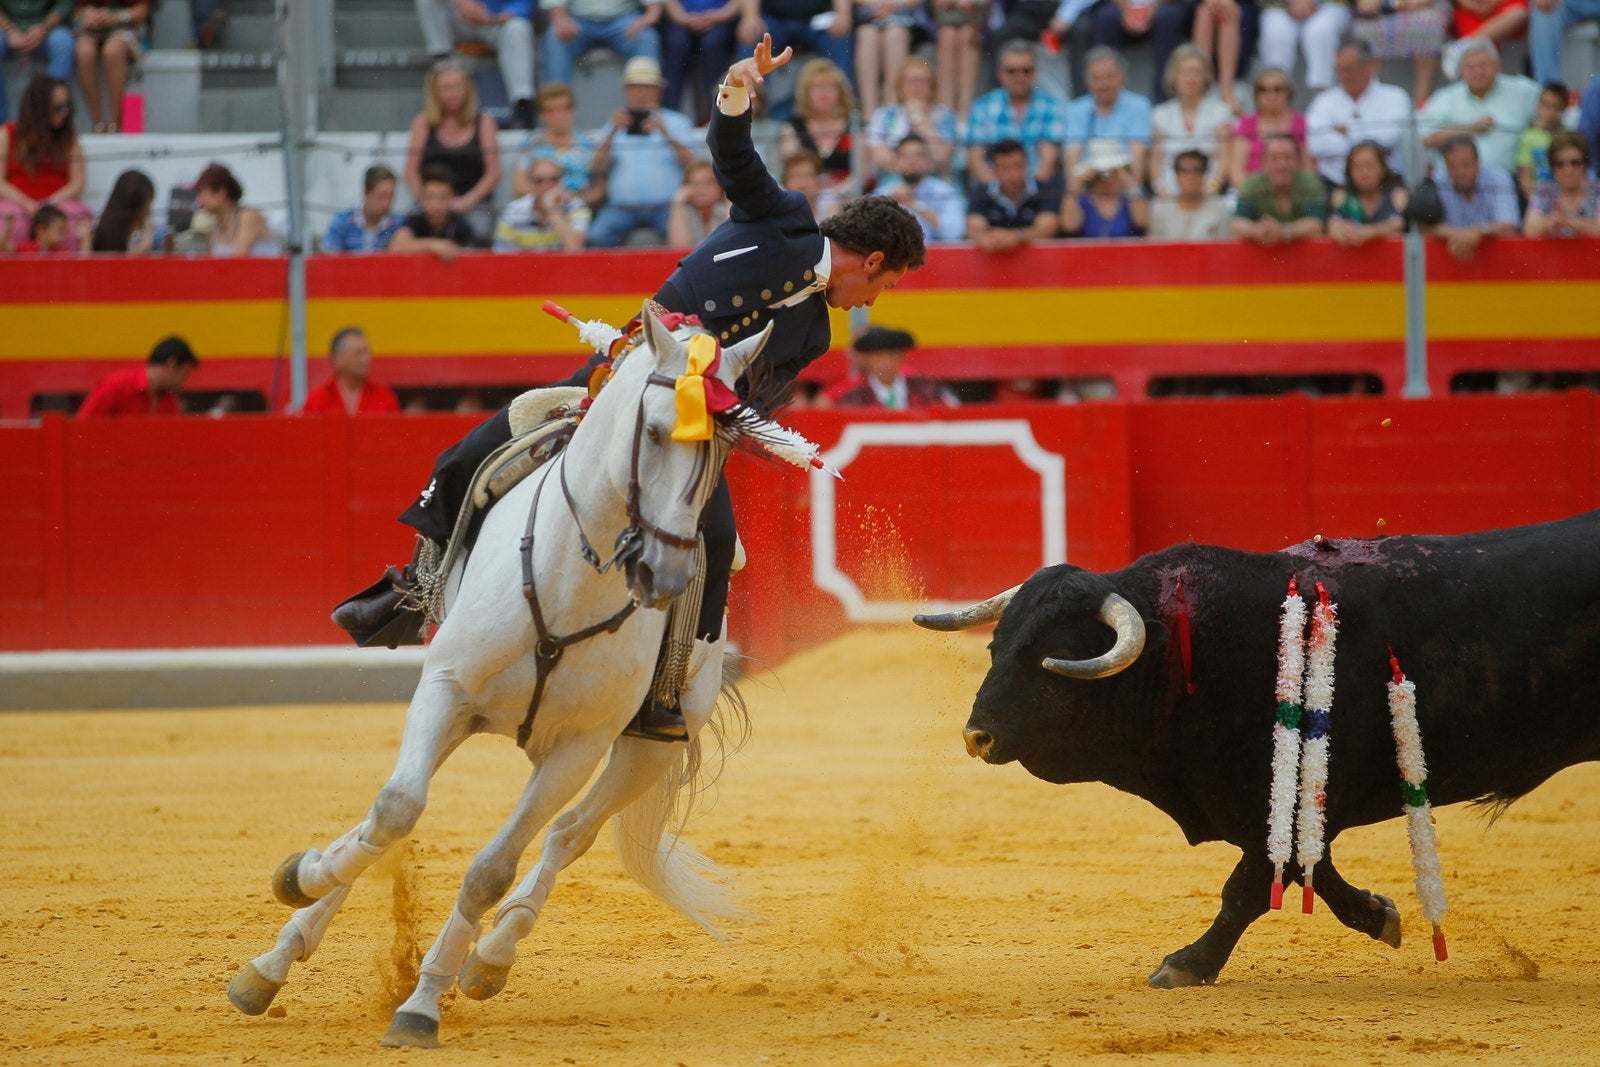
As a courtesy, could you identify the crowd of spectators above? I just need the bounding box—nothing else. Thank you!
[1,2,1598,260]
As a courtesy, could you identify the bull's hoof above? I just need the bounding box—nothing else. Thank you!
[381,1010,440,1049]
[272,850,318,909]
[226,962,284,1016]
[1374,895,1403,948]
[1147,962,1210,989]
[458,949,511,1001]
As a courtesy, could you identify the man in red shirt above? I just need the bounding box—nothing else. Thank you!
[77,336,199,418]
[298,327,401,416]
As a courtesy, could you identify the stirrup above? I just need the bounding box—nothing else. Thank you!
[621,701,688,743]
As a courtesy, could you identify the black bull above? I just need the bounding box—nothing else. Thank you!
[915,510,1600,987]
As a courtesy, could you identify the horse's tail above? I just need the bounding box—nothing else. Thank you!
[610,659,753,940]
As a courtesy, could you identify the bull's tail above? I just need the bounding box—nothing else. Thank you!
[610,660,752,939]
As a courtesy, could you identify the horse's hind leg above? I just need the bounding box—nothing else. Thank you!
[383,733,617,1049]
[460,736,689,1001]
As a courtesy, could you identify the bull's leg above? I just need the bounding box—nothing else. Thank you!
[460,734,689,1001]
[1307,849,1402,948]
[382,732,618,1049]
[1149,850,1272,988]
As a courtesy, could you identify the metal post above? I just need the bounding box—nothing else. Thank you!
[1400,109,1429,398]
[276,0,316,410]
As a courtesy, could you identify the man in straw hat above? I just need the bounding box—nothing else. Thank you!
[332,36,926,740]
[586,56,697,248]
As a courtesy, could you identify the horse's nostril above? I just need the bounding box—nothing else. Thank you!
[963,728,994,759]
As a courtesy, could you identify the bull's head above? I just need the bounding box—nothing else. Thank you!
[914,566,1157,783]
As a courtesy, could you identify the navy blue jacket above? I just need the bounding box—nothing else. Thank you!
[657,104,832,413]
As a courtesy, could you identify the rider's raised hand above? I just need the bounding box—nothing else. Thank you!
[726,34,794,96]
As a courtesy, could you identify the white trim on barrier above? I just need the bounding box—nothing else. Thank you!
[809,420,1067,622]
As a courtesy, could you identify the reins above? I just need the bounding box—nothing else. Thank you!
[514,369,717,749]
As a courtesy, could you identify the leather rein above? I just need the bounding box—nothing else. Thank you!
[515,372,718,748]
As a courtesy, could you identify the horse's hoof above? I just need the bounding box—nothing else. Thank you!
[458,949,511,1001]
[272,850,318,909]
[1148,962,1209,989]
[381,1010,440,1049]
[226,962,284,1016]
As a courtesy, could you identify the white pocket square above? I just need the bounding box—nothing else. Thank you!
[712,245,758,262]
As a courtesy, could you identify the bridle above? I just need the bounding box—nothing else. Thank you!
[557,372,717,575]
[514,362,729,748]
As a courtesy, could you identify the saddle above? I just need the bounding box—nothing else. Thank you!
[409,387,588,628]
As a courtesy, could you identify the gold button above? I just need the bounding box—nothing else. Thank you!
[760,289,772,301]
[732,295,744,308]
[730,324,740,334]
[783,281,794,293]
[720,330,730,340]
[751,310,760,320]
[802,269,813,281]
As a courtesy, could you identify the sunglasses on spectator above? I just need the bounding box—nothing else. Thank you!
[530,174,560,184]
[1002,66,1036,75]
[1256,84,1289,94]
[1552,157,1585,170]
[52,101,73,115]
[1175,164,1206,174]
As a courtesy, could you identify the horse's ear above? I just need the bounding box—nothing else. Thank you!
[718,320,773,384]
[639,302,682,368]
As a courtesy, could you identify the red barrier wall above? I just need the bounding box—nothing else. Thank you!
[4,394,1596,661]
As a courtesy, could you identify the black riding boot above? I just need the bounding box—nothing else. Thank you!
[622,699,688,742]
[330,542,434,648]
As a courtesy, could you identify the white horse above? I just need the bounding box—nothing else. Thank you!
[227,306,790,1048]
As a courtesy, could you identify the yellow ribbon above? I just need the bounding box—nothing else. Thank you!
[672,334,719,442]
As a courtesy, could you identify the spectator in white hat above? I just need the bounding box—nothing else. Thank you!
[586,55,696,247]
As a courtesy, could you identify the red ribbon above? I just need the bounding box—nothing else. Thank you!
[1175,575,1194,695]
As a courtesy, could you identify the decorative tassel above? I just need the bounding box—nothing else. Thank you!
[1295,581,1337,914]
[1388,645,1448,961]
[1267,576,1307,909]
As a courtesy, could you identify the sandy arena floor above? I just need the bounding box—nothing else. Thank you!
[3,628,1597,1065]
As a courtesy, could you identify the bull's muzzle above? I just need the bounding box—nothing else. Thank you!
[963,727,995,760]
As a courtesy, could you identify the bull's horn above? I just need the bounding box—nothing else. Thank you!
[1041,594,1146,679]
[912,584,1022,631]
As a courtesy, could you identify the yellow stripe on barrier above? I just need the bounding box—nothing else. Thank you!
[886,284,1407,344]
[2,301,286,361]
[1426,282,1600,339]
[7,279,1595,363]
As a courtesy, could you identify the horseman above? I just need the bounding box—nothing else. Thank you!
[333,36,928,742]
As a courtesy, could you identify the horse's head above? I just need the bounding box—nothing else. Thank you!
[587,302,771,609]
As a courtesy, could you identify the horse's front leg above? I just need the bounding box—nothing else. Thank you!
[382,732,617,1049]
[273,673,471,907]
[226,885,351,1015]
[228,673,471,1016]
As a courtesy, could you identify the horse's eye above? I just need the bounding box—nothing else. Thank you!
[646,425,662,445]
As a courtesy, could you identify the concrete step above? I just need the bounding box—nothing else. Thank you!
[199,86,283,133]
[335,7,431,50]
[321,87,422,133]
